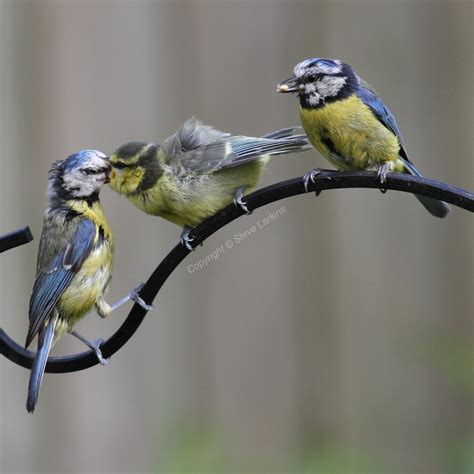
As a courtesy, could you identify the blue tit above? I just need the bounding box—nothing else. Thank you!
[277,58,450,218]
[108,118,310,249]
[26,150,152,413]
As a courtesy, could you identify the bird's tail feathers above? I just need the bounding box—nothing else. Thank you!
[261,126,311,154]
[26,312,58,413]
[262,134,312,156]
[401,158,422,177]
[227,128,311,166]
[399,157,451,218]
[259,127,312,156]
[262,126,303,140]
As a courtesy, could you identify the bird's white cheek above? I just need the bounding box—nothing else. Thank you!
[302,83,322,107]
[63,173,87,196]
[94,174,108,189]
[316,76,346,98]
[62,174,79,189]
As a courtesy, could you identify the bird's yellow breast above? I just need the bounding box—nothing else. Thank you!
[58,200,114,328]
[127,159,269,228]
[67,200,114,245]
[299,94,400,170]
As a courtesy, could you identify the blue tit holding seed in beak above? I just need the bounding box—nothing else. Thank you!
[277,58,450,218]
[108,117,310,249]
[26,150,152,413]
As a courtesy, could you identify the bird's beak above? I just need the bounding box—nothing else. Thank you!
[276,75,298,93]
[103,162,111,183]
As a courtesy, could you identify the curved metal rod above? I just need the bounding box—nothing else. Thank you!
[0,226,33,253]
[1,170,473,373]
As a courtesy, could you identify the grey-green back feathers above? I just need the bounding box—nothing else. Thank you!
[162,117,310,175]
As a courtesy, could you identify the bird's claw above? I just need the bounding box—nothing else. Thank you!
[130,283,153,312]
[377,163,391,185]
[377,164,392,193]
[303,168,322,193]
[234,187,252,215]
[91,338,110,365]
[180,227,196,251]
[71,330,110,364]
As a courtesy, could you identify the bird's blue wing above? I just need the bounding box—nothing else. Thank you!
[356,80,403,143]
[26,218,97,348]
[357,80,415,164]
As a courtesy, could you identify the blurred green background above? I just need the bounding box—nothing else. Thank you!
[1,1,472,473]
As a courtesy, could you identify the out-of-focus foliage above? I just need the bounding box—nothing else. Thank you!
[421,329,474,395]
[154,423,385,474]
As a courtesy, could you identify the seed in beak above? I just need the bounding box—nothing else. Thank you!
[277,84,289,92]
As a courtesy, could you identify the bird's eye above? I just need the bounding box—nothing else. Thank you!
[112,162,128,170]
[82,168,100,175]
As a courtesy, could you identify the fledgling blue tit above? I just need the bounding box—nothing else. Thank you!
[25,150,152,413]
[108,118,310,249]
[277,58,450,218]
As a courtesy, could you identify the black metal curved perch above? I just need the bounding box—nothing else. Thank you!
[1,170,473,373]
[0,226,33,253]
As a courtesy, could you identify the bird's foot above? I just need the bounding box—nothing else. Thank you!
[70,331,110,365]
[129,283,153,312]
[91,338,110,365]
[303,168,323,194]
[180,227,196,251]
[233,186,252,215]
[377,163,393,193]
[376,163,392,185]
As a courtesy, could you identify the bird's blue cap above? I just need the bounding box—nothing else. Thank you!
[302,58,337,67]
[294,58,343,77]
[62,150,107,171]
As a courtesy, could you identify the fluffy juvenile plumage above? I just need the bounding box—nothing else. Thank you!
[277,57,450,218]
[108,118,310,230]
[26,150,114,413]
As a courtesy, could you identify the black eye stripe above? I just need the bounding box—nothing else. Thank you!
[82,168,108,175]
[112,162,134,170]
